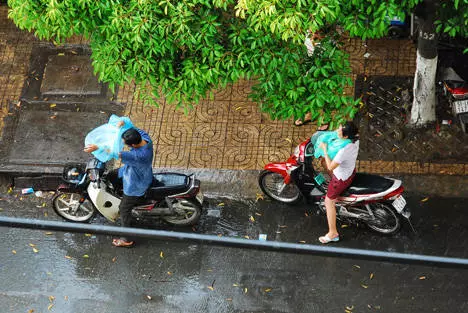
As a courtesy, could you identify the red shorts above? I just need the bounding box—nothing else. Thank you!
[326,172,356,200]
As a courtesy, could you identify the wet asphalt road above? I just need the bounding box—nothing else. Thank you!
[0,185,467,313]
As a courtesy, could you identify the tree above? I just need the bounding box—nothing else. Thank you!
[236,0,468,127]
[9,1,467,127]
[7,0,358,127]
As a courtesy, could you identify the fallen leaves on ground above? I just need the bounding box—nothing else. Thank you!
[33,248,39,253]
[370,273,374,280]
[244,288,248,294]
[226,298,232,301]
[244,235,250,239]
[264,288,272,293]
[249,216,255,222]
[341,224,349,228]
[353,265,361,269]
[44,232,53,235]
[12,250,17,254]
[217,202,225,207]
[420,197,429,202]
[360,283,368,289]
[47,304,54,310]
[83,254,89,258]
[65,255,72,259]
[419,276,426,280]
[146,295,152,300]
[255,193,264,202]
[112,257,117,262]
[207,286,214,291]
[160,251,164,258]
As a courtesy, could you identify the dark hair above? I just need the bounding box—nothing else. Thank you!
[342,121,359,141]
[122,128,142,146]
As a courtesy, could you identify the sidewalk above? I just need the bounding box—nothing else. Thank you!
[0,5,466,178]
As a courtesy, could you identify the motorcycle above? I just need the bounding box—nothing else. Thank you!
[440,66,468,133]
[258,134,412,235]
[52,158,204,226]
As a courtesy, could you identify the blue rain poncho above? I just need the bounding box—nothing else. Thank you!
[311,131,351,160]
[84,115,134,162]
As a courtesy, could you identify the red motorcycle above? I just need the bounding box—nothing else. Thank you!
[440,67,468,133]
[258,133,411,235]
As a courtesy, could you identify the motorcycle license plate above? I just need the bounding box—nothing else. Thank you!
[392,195,406,212]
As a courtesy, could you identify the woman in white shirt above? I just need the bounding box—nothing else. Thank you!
[318,121,359,244]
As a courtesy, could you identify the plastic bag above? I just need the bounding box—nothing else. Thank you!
[312,131,351,160]
[84,115,134,162]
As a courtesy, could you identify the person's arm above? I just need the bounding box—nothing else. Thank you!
[319,142,340,172]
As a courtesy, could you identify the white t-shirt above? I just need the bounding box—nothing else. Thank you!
[332,140,359,181]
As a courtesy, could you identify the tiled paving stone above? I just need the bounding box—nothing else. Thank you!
[356,75,468,164]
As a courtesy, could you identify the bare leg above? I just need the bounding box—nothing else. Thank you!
[324,196,339,238]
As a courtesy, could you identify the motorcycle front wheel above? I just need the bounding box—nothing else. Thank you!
[258,170,302,204]
[365,203,401,235]
[162,198,202,226]
[53,192,96,223]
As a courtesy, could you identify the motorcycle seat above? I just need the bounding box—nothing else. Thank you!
[147,173,190,197]
[342,173,394,196]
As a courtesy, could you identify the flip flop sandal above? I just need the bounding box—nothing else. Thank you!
[112,238,134,247]
[317,124,329,131]
[319,235,340,244]
[294,119,312,126]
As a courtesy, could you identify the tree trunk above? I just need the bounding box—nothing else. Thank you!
[410,0,438,126]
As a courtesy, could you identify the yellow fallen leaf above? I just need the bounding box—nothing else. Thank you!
[226,298,232,301]
[217,234,223,237]
[112,257,117,262]
[65,255,72,259]
[218,202,225,207]
[255,193,264,202]
[85,233,92,237]
[160,251,164,258]
[29,243,36,247]
[360,284,368,289]
[264,288,272,292]
[50,104,56,108]
[57,53,65,56]
[50,115,57,120]
[249,216,255,222]
[244,288,248,294]
[207,286,214,291]
[235,106,244,111]
[345,310,352,313]
[47,272,52,275]
[7,187,13,194]
[42,202,46,207]
[28,310,34,313]
[33,248,39,253]
[279,225,287,228]
[421,197,429,202]
[146,295,152,300]
[49,296,55,302]
[12,250,17,254]
[47,304,54,310]
[285,138,292,143]
[207,269,213,272]
[255,212,262,216]
[304,212,309,217]
[346,305,354,310]
[341,224,349,228]
[233,283,239,287]
[370,273,374,280]
[44,212,48,217]
[244,235,250,239]
[83,254,89,258]
[299,240,306,244]
[419,276,426,280]
[45,232,53,235]
[64,296,68,301]
[353,265,361,269]
[167,271,172,275]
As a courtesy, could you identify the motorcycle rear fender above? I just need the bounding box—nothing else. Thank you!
[264,163,292,184]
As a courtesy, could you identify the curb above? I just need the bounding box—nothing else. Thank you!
[7,167,466,199]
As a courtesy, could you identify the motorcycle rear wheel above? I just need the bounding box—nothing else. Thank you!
[162,198,202,226]
[53,192,96,223]
[365,203,401,235]
[258,170,302,204]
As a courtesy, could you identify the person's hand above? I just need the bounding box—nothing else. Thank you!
[84,144,99,153]
[116,121,125,128]
[319,142,327,152]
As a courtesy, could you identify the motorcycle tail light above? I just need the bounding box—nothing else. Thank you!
[383,186,404,200]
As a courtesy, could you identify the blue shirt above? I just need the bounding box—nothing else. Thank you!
[118,129,153,197]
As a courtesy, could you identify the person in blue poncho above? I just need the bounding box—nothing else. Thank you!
[316,121,359,244]
[84,120,153,247]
